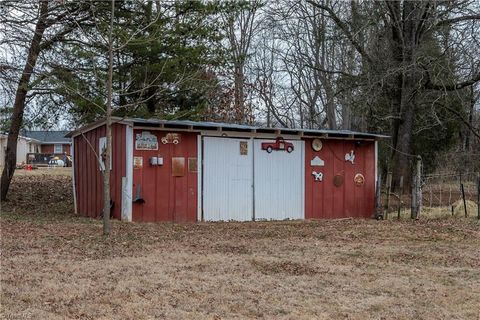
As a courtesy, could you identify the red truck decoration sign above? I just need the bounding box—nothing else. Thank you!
[261,137,294,153]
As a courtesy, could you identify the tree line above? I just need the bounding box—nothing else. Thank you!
[1,0,479,202]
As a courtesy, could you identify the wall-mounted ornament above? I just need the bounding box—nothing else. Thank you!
[161,133,181,145]
[312,171,323,182]
[172,157,185,176]
[133,156,143,169]
[261,137,294,153]
[345,150,355,164]
[188,157,198,173]
[99,137,112,171]
[135,131,158,150]
[239,141,248,155]
[354,173,365,186]
[333,174,344,187]
[310,156,325,167]
[311,138,323,151]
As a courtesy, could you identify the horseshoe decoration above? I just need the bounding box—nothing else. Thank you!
[354,173,365,186]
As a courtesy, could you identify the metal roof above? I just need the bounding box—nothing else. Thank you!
[23,130,71,144]
[67,117,389,140]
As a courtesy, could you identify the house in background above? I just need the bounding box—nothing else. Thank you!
[0,134,41,166]
[23,131,72,155]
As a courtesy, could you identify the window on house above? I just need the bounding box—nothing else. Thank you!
[54,144,63,153]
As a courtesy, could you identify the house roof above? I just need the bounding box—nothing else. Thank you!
[23,130,71,144]
[67,117,389,140]
[0,133,41,143]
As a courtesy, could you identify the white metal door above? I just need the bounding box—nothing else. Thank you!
[254,139,304,220]
[203,137,253,221]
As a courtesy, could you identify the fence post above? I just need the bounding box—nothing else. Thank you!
[411,156,422,219]
[477,173,480,220]
[460,172,468,218]
[398,175,404,219]
[385,172,392,219]
[375,172,383,219]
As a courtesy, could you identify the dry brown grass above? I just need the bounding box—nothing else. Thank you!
[1,175,480,319]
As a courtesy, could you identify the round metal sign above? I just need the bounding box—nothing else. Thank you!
[312,138,323,151]
[333,174,344,187]
[354,173,365,186]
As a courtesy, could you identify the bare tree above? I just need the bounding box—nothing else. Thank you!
[0,1,90,200]
[223,1,262,124]
[306,0,480,184]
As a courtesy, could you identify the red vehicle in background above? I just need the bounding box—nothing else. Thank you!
[261,137,294,153]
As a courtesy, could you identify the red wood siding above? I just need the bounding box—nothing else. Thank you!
[41,144,71,154]
[132,130,197,223]
[73,124,126,219]
[304,139,375,219]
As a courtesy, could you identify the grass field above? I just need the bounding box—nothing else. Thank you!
[1,173,480,319]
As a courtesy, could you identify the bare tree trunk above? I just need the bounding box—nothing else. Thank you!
[325,83,337,129]
[103,0,115,236]
[390,0,421,189]
[0,1,49,201]
[234,63,245,122]
[465,85,475,151]
[224,1,259,124]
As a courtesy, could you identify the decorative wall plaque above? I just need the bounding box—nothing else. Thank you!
[133,156,143,169]
[333,174,344,187]
[240,141,248,155]
[99,137,112,171]
[345,150,355,164]
[172,157,185,176]
[161,133,181,144]
[312,138,323,151]
[188,157,198,172]
[310,156,325,167]
[312,171,323,182]
[354,173,365,186]
[135,131,158,150]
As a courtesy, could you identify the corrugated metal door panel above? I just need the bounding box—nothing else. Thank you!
[203,137,253,221]
[254,139,304,220]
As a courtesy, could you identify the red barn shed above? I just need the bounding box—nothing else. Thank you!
[67,117,387,222]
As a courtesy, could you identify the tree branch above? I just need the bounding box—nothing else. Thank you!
[436,14,480,26]
[444,105,480,140]
[425,72,480,91]
[306,0,373,65]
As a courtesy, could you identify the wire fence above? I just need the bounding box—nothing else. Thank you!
[421,172,478,208]
[380,171,480,219]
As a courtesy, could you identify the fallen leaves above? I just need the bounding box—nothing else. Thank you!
[1,173,480,319]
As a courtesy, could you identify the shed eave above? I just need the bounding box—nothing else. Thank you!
[68,116,390,141]
[66,117,132,138]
